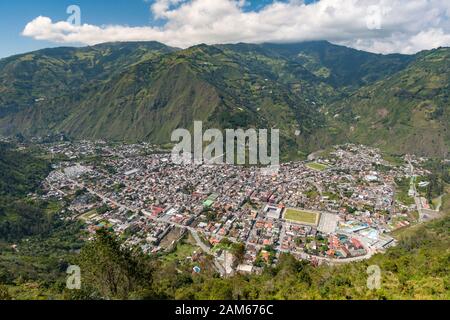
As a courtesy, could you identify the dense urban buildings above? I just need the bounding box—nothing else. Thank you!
[38,140,438,276]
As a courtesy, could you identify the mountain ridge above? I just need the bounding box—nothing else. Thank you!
[0,41,448,157]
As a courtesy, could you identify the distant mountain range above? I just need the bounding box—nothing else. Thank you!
[0,41,448,158]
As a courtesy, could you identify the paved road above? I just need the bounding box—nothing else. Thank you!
[190,231,226,275]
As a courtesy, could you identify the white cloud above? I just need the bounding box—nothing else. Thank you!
[22,0,450,54]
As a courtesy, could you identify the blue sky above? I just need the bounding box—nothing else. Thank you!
[1,0,449,58]
[0,0,155,58]
[0,0,322,58]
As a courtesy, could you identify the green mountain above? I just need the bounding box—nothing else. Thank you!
[0,42,177,116]
[0,143,50,197]
[0,143,54,241]
[0,41,448,157]
[222,41,414,89]
[330,48,450,157]
[57,44,333,149]
[0,143,84,296]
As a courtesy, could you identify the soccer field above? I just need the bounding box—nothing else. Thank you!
[306,162,329,171]
[284,209,320,225]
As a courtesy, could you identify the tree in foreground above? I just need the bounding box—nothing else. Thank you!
[72,229,155,300]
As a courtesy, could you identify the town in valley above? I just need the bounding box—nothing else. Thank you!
[7,136,443,277]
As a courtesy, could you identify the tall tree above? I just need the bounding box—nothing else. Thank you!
[77,229,154,300]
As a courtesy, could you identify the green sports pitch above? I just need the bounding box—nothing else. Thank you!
[306,162,329,171]
[284,208,320,225]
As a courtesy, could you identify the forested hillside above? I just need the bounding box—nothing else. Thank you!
[330,48,450,157]
[1,41,447,157]
[0,143,50,196]
[0,143,54,241]
[0,143,84,299]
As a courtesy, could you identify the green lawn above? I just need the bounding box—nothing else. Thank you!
[441,187,450,215]
[79,209,99,221]
[432,196,442,211]
[162,241,198,264]
[396,190,415,206]
[395,177,415,206]
[284,209,319,225]
[382,153,404,166]
[306,162,329,171]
